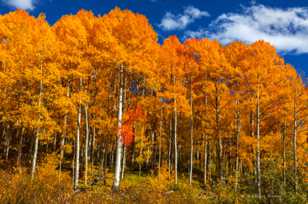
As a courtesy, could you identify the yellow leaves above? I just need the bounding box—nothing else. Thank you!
[53,15,88,48]
[63,144,73,154]
[134,121,152,165]
[19,104,58,136]
[240,135,256,146]
[53,95,75,115]
[239,135,257,172]
[99,7,158,76]
[71,91,90,106]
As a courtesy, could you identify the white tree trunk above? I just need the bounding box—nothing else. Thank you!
[60,85,69,180]
[235,99,241,193]
[189,78,194,185]
[84,103,90,185]
[173,76,178,185]
[256,84,261,199]
[158,108,163,178]
[74,79,82,190]
[204,134,208,186]
[113,65,124,191]
[31,63,43,181]
[292,95,298,192]
[31,132,39,180]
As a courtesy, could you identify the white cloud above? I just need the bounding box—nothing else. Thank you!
[3,0,35,10]
[185,5,308,54]
[184,28,208,39]
[160,6,209,31]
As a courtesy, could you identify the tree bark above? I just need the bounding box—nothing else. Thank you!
[256,83,261,199]
[235,99,241,193]
[4,126,10,161]
[74,79,82,190]
[31,133,39,180]
[112,65,124,192]
[158,108,163,178]
[168,117,172,179]
[31,62,43,181]
[189,77,194,185]
[60,84,69,181]
[204,134,208,186]
[215,83,223,183]
[282,121,286,188]
[91,126,96,178]
[292,95,298,192]
[84,103,90,186]
[17,128,24,167]
[121,146,126,180]
[173,76,178,185]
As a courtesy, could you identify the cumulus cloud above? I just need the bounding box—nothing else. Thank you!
[185,5,308,54]
[160,6,209,31]
[184,28,208,39]
[3,0,35,10]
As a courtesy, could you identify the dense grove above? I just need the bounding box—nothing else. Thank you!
[0,8,307,203]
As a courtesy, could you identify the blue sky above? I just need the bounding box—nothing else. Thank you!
[0,0,308,82]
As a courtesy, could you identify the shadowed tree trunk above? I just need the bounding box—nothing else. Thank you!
[121,146,126,180]
[17,128,24,167]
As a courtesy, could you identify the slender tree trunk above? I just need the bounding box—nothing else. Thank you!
[2,126,6,159]
[131,124,136,164]
[256,84,261,199]
[203,91,208,186]
[91,126,96,177]
[189,77,194,185]
[113,65,124,192]
[151,131,155,170]
[100,147,106,185]
[121,146,126,180]
[292,96,298,192]
[72,139,75,187]
[204,134,208,186]
[53,134,57,151]
[60,84,69,180]
[158,108,163,178]
[74,79,82,190]
[173,76,178,185]
[59,136,65,177]
[235,99,241,194]
[31,62,43,181]
[168,117,172,179]
[84,103,90,186]
[31,132,39,180]
[215,83,223,183]
[208,143,212,187]
[282,121,286,188]
[17,128,24,167]
[4,126,10,161]
[74,103,81,190]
